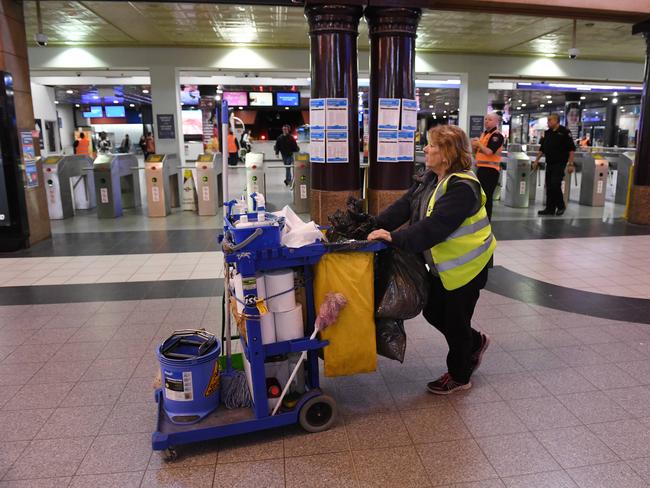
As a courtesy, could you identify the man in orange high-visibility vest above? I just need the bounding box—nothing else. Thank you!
[471,113,504,221]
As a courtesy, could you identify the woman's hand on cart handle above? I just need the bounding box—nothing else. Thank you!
[367,229,392,243]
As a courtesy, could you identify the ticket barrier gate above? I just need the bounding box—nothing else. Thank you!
[601,151,634,205]
[43,155,95,219]
[195,153,223,216]
[245,153,266,210]
[292,153,310,214]
[503,151,531,208]
[144,154,180,217]
[93,153,141,219]
[579,154,608,207]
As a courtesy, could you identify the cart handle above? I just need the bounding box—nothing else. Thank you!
[230,228,263,251]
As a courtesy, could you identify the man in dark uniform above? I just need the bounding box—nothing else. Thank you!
[533,114,576,216]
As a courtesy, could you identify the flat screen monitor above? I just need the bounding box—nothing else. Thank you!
[104,105,125,117]
[249,92,273,107]
[180,88,200,105]
[83,106,103,118]
[276,92,300,107]
[223,92,248,107]
[182,110,203,135]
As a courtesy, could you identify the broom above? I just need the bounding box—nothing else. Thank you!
[271,292,347,416]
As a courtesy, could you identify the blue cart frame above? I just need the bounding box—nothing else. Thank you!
[152,215,384,455]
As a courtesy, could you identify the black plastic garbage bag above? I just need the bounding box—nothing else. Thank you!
[326,197,376,242]
[375,247,428,320]
[376,317,406,363]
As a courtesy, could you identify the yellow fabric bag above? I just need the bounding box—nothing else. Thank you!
[314,252,377,377]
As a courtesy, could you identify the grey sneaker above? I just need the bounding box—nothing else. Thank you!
[426,373,472,395]
[471,332,491,374]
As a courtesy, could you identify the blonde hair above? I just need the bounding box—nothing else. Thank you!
[427,125,472,173]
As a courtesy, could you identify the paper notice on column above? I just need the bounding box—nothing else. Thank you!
[401,99,418,131]
[378,99,401,130]
[310,130,326,163]
[326,131,348,163]
[325,99,348,130]
[377,131,399,162]
[310,99,326,130]
[398,131,415,162]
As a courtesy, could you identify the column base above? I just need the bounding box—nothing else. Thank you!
[627,185,650,225]
[310,189,361,226]
[368,188,407,216]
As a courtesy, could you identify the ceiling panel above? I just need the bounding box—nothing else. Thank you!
[23,2,645,61]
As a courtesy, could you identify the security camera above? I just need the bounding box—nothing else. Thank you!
[34,32,48,47]
[568,47,579,59]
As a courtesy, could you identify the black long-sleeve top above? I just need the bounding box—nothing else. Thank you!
[375,171,480,255]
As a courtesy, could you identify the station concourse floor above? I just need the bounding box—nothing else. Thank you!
[2,175,650,487]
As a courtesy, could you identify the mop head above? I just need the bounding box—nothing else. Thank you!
[315,292,348,331]
[222,370,252,409]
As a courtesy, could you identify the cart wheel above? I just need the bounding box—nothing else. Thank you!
[163,447,178,462]
[298,395,337,433]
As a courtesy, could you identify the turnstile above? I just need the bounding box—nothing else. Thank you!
[144,154,180,217]
[42,155,95,219]
[579,154,608,207]
[602,151,634,205]
[292,153,310,214]
[503,151,531,208]
[93,153,141,218]
[195,153,223,216]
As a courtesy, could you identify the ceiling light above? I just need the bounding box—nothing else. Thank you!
[239,106,243,110]
[602,97,609,101]
[612,98,618,104]
[613,92,618,96]
[285,107,289,110]
[444,110,447,113]
[444,102,450,106]
[129,103,135,107]
[66,89,74,94]
[54,101,59,105]
[92,95,99,100]
[540,104,545,108]
[142,89,149,94]
[428,105,433,109]
[580,96,586,100]
[546,95,552,99]
[518,99,522,103]
[516,106,521,110]
[75,103,80,107]
[113,100,119,104]
[424,92,430,96]
[521,103,527,107]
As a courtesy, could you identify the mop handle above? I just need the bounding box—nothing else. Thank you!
[222,101,232,361]
[271,328,318,416]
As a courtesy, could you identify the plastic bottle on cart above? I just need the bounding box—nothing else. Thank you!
[255,194,266,223]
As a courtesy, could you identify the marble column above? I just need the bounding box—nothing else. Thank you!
[305,4,363,225]
[629,21,650,224]
[365,7,421,215]
[0,0,50,250]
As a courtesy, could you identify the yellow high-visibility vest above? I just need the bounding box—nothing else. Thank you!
[426,171,497,290]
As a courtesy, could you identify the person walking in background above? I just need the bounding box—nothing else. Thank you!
[471,113,504,221]
[97,132,111,154]
[119,134,131,153]
[74,132,90,156]
[533,114,576,216]
[241,129,252,152]
[275,124,299,186]
[227,129,240,166]
[368,124,494,395]
[144,132,156,160]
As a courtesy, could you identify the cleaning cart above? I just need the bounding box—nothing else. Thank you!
[151,101,384,459]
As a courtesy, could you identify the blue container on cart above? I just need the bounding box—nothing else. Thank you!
[157,330,222,425]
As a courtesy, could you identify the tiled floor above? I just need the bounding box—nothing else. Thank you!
[0,292,649,487]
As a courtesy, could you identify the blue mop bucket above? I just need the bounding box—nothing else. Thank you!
[157,329,221,425]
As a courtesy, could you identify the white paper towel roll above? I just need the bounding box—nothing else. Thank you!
[259,312,276,345]
[233,272,266,314]
[264,269,296,312]
[275,304,304,342]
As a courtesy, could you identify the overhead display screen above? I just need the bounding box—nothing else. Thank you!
[82,106,103,118]
[223,92,248,107]
[276,92,300,107]
[180,88,200,105]
[249,92,273,107]
[104,105,125,117]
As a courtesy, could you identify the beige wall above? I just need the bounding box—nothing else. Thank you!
[0,0,50,246]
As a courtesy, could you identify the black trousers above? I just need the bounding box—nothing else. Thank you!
[423,266,488,384]
[228,152,238,166]
[544,162,567,212]
[476,167,500,221]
